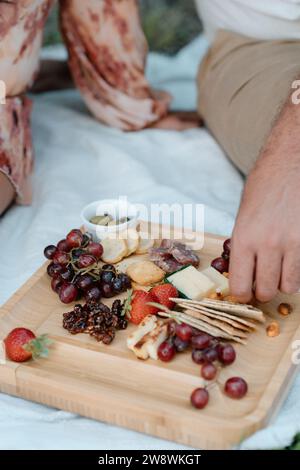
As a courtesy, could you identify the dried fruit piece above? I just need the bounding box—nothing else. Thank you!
[277,303,293,316]
[266,321,280,337]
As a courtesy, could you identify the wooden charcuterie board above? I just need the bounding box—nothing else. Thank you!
[0,222,299,449]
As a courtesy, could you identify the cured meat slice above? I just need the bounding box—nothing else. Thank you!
[149,240,200,274]
[171,244,200,267]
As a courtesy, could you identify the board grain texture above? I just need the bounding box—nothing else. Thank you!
[0,222,299,449]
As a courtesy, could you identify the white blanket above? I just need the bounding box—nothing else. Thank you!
[0,36,299,450]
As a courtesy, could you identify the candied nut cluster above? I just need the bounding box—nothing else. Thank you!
[63,299,127,345]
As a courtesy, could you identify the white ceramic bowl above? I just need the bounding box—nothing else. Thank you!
[80,199,139,241]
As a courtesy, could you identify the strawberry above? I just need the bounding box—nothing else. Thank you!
[4,328,52,363]
[124,290,159,325]
[150,284,178,310]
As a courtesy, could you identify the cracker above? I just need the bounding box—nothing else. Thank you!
[136,232,155,255]
[127,261,165,286]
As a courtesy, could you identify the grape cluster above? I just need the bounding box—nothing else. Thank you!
[211,238,231,274]
[44,229,131,304]
[157,320,248,409]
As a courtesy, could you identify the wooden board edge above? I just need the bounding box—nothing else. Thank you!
[7,364,258,450]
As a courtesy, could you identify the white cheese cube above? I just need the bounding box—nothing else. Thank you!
[168,266,216,300]
[201,267,230,296]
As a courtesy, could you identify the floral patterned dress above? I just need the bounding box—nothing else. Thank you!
[0,0,170,204]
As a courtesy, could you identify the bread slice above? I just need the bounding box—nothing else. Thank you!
[121,228,139,256]
[136,232,155,255]
[101,237,128,264]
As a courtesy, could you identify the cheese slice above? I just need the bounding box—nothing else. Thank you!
[167,265,216,300]
[127,315,157,348]
[147,322,168,360]
[201,267,230,296]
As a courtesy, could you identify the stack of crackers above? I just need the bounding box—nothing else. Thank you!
[160,298,266,344]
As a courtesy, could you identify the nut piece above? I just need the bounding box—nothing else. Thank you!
[223,272,229,278]
[277,302,293,316]
[208,291,224,300]
[266,321,280,338]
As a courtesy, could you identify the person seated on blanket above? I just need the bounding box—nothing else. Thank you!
[1,0,300,304]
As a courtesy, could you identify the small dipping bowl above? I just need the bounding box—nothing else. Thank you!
[80,199,139,241]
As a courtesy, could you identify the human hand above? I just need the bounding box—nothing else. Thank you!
[229,151,300,303]
[150,111,203,131]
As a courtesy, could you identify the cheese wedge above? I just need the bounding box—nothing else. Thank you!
[127,315,157,348]
[146,322,168,360]
[167,265,216,300]
[127,319,168,361]
[201,267,230,296]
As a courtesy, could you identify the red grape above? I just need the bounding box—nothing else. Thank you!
[44,245,57,260]
[223,238,231,254]
[101,270,115,284]
[51,276,63,294]
[174,336,189,352]
[158,341,176,362]
[191,327,201,336]
[201,362,217,380]
[191,388,209,409]
[224,377,248,399]
[82,233,92,245]
[85,285,102,302]
[47,262,64,278]
[211,257,229,274]
[112,277,123,294]
[86,242,103,259]
[202,346,218,363]
[60,266,74,282]
[168,321,177,337]
[76,274,94,291]
[175,323,193,342]
[217,344,236,366]
[66,229,83,248]
[101,283,114,298]
[192,349,205,365]
[77,254,96,269]
[118,273,131,289]
[102,264,116,271]
[53,251,69,266]
[191,333,212,350]
[57,239,70,252]
[59,283,78,304]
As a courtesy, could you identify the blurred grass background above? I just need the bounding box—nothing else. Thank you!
[44,0,202,54]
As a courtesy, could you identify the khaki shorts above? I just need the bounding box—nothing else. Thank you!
[197,30,300,175]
